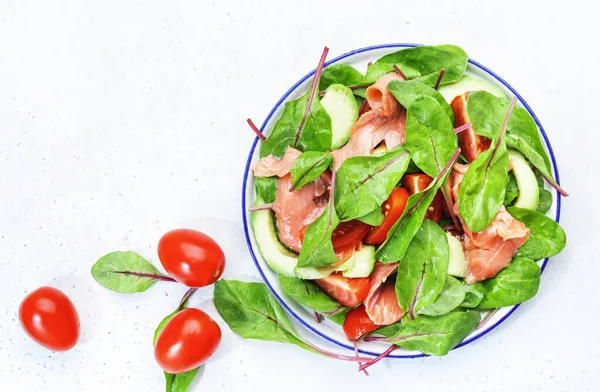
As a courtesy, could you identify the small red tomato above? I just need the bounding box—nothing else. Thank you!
[315,273,370,307]
[343,304,379,341]
[158,229,226,288]
[19,287,80,351]
[154,308,222,374]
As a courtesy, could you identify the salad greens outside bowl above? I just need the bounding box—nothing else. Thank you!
[241,43,562,358]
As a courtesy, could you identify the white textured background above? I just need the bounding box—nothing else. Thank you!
[0,1,598,391]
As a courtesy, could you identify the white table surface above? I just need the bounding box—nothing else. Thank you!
[1,1,598,391]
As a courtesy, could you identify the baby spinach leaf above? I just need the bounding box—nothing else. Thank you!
[387,79,454,121]
[418,275,465,316]
[334,147,410,221]
[459,98,515,233]
[290,151,332,190]
[260,90,332,158]
[507,207,567,259]
[363,45,468,87]
[460,282,484,308]
[357,208,385,226]
[535,170,552,214]
[504,171,519,206]
[395,220,449,318]
[477,257,541,309]
[214,280,309,349]
[405,95,458,178]
[279,276,349,325]
[91,251,172,293]
[255,176,277,204]
[320,64,364,91]
[376,149,460,263]
[383,311,480,356]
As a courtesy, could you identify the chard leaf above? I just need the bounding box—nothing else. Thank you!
[387,79,454,121]
[418,275,465,316]
[290,151,332,190]
[363,45,468,87]
[382,311,480,356]
[279,276,349,325]
[260,90,332,158]
[507,207,567,259]
[91,251,169,293]
[357,208,385,226]
[255,177,277,204]
[395,220,449,318]
[405,95,458,178]
[477,257,541,309]
[334,147,410,221]
[376,149,460,263]
[297,172,339,268]
[319,64,364,91]
[460,282,484,308]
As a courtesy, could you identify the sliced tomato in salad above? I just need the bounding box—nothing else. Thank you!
[315,273,370,307]
[364,187,409,245]
[401,174,443,223]
[299,220,369,263]
[343,304,380,341]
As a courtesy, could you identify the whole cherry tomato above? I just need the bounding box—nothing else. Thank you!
[343,304,379,341]
[158,229,225,288]
[19,287,80,351]
[154,308,222,374]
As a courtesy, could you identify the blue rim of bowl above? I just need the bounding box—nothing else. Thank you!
[241,43,562,358]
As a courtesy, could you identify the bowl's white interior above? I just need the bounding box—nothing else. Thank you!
[242,44,560,358]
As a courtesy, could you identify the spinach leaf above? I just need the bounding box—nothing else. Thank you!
[334,147,410,221]
[91,251,170,293]
[279,276,349,325]
[357,208,385,226]
[320,64,364,91]
[260,90,332,158]
[213,280,309,349]
[405,95,458,178]
[376,149,460,263]
[255,176,277,204]
[460,282,484,308]
[477,256,541,309]
[459,99,515,233]
[507,207,567,259]
[418,275,465,316]
[535,170,552,214]
[504,171,519,206]
[290,151,332,190]
[387,79,454,121]
[381,311,480,356]
[153,303,199,392]
[363,45,468,87]
[297,172,340,268]
[395,220,449,318]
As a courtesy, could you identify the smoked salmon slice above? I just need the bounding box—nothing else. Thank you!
[251,147,302,177]
[365,72,405,116]
[451,93,491,163]
[364,262,404,325]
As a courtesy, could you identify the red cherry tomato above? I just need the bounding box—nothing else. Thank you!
[364,187,410,245]
[343,304,379,341]
[299,221,369,267]
[19,287,80,351]
[154,308,222,374]
[158,229,226,288]
[451,93,491,163]
[401,174,443,223]
[315,273,370,307]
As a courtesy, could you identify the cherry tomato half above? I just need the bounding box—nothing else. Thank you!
[364,187,410,245]
[154,308,222,374]
[343,304,380,341]
[315,273,370,307]
[451,93,491,163]
[158,229,226,288]
[19,287,80,351]
[401,174,443,223]
[300,221,369,266]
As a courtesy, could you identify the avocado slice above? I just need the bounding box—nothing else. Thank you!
[508,149,539,210]
[439,75,505,103]
[446,233,467,278]
[321,84,359,149]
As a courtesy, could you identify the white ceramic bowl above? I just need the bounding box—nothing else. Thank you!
[241,44,563,358]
